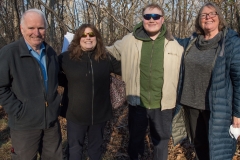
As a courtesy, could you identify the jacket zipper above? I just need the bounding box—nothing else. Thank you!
[148,41,154,109]
[88,53,94,125]
[33,56,48,128]
[39,68,48,128]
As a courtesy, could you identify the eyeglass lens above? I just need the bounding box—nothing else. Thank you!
[143,14,162,20]
[200,12,217,18]
[82,32,95,37]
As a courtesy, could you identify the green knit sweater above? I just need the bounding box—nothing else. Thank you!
[133,22,166,109]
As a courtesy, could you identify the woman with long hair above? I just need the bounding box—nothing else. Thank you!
[173,2,240,160]
[58,24,121,160]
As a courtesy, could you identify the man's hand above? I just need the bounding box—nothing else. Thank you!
[232,116,240,128]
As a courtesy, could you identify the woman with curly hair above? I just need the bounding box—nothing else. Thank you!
[58,24,121,160]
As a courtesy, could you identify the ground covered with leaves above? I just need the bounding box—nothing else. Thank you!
[1,106,240,160]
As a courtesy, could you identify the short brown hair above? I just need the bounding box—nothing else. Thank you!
[195,2,227,35]
[142,3,165,16]
[68,24,106,61]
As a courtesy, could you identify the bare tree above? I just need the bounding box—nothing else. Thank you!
[0,0,240,51]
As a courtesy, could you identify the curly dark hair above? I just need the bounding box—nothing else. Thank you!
[195,2,227,35]
[68,24,106,61]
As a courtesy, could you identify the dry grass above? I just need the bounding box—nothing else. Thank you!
[0,106,11,160]
[1,105,240,160]
[101,105,196,160]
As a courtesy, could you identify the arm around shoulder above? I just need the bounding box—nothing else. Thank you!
[106,33,134,61]
[108,53,121,75]
[175,34,196,49]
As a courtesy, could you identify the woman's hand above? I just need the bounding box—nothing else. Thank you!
[232,116,240,128]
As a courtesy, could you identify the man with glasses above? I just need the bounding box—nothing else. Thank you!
[107,3,183,160]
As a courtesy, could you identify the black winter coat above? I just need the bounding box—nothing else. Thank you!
[0,37,61,130]
[58,51,121,125]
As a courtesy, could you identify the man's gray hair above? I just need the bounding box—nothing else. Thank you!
[20,8,48,28]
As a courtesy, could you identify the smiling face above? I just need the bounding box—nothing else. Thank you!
[80,27,97,51]
[20,12,46,50]
[199,6,219,35]
[143,7,164,38]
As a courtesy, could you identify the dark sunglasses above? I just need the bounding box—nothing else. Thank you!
[81,32,95,38]
[143,14,162,20]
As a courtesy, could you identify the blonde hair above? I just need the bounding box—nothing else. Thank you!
[142,3,165,16]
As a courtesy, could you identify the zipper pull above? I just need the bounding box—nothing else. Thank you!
[45,101,48,107]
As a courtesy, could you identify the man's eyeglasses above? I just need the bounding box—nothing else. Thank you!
[143,14,163,20]
[200,12,218,19]
[81,32,95,38]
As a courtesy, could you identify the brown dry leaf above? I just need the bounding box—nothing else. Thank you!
[1,106,240,160]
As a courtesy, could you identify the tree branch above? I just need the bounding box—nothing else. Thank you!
[37,0,70,33]
[85,0,131,33]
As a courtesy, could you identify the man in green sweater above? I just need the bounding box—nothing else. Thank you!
[107,3,183,160]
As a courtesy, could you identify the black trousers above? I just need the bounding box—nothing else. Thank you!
[67,120,106,160]
[128,105,173,160]
[10,121,63,160]
[183,106,210,160]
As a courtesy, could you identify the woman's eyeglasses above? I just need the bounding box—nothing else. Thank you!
[81,32,95,38]
[200,12,218,19]
[143,14,163,20]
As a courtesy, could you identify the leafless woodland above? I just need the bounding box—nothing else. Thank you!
[1,0,240,159]
[0,0,240,53]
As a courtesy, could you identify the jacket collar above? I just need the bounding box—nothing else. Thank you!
[164,30,174,41]
[18,37,48,57]
[133,22,174,41]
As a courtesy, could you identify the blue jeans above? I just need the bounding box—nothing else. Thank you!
[128,105,173,160]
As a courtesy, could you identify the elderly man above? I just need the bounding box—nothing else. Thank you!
[0,9,62,159]
[106,3,183,160]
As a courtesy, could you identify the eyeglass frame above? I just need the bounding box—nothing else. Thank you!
[199,12,218,19]
[143,14,163,20]
[81,32,96,38]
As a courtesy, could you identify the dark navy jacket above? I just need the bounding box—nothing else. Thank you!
[173,28,240,160]
[0,37,61,130]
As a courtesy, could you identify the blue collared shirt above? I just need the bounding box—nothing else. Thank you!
[26,42,48,92]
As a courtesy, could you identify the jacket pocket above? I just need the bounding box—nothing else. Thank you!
[15,95,45,127]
